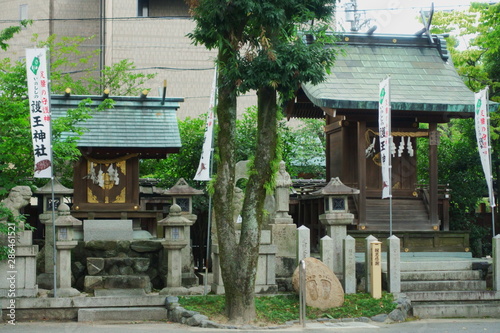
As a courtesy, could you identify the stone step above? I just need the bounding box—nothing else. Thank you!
[400,270,482,281]
[411,302,500,319]
[78,307,167,322]
[405,290,500,302]
[399,261,474,272]
[401,280,486,292]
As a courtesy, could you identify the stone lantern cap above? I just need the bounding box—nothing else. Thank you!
[163,178,203,196]
[311,177,360,196]
[158,204,194,227]
[54,202,82,227]
[35,178,73,195]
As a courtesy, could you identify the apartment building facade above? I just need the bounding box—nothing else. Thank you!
[1,0,256,118]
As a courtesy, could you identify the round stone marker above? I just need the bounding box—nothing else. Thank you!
[292,257,344,310]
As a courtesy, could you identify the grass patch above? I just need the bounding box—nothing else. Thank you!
[179,292,397,324]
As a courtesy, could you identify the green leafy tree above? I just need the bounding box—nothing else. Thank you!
[429,3,500,254]
[187,0,337,323]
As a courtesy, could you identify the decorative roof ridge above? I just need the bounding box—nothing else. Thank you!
[334,32,449,61]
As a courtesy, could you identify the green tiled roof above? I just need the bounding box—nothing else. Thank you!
[302,34,497,113]
[51,95,183,154]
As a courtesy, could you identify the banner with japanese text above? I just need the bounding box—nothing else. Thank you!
[378,77,391,199]
[194,68,217,181]
[475,87,495,207]
[26,48,52,178]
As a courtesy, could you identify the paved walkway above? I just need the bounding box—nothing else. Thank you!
[3,319,500,333]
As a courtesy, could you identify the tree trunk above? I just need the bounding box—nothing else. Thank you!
[214,81,278,324]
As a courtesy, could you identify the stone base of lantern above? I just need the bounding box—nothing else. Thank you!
[49,287,81,297]
[159,286,190,295]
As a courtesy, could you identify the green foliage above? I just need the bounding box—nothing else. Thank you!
[0,20,31,51]
[288,118,326,178]
[429,3,500,254]
[179,293,397,324]
[141,115,207,188]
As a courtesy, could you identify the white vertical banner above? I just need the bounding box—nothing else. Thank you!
[475,87,495,208]
[194,68,217,181]
[26,48,53,178]
[379,76,391,199]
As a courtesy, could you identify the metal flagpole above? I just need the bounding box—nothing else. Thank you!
[485,88,496,236]
[196,66,217,295]
[47,47,57,298]
[204,149,214,295]
[50,176,57,298]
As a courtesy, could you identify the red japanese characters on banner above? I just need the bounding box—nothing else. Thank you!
[378,76,391,199]
[475,87,495,208]
[26,48,52,178]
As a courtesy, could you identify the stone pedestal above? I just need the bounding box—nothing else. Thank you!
[211,230,277,294]
[37,212,55,289]
[181,213,198,287]
[320,212,354,276]
[0,186,39,297]
[0,231,38,297]
[49,241,80,297]
[271,223,297,279]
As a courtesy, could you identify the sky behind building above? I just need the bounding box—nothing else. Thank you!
[336,0,483,34]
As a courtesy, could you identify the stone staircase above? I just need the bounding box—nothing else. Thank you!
[365,198,433,231]
[396,255,500,318]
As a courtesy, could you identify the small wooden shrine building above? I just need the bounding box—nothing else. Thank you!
[287,33,497,244]
[51,93,183,234]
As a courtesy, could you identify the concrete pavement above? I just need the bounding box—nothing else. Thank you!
[2,319,500,333]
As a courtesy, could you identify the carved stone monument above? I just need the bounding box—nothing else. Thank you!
[270,161,297,287]
[292,257,344,310]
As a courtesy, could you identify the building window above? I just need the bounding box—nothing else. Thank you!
[138,0,149,17]
[20,4,28,21]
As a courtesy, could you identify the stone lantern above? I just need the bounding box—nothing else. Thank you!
[311,177,359,276]
[158,204,194,293]
[163,178,203,286]
[49,202,82,297]
[163,178,203,221]
[35,178,74,290]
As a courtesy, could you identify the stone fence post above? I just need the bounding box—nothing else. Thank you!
[387,235,401,293]
[493,234,500,291]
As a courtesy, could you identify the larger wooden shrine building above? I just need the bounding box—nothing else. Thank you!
[287,33,497,247]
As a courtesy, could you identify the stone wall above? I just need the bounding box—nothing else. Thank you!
[70,240,165,292]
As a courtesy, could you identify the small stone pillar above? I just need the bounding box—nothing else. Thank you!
[343,235,356,294]
[49,203,81,297]
[387,235,401,293]
[297,225,310,264]
[311,178,359,276]
[158,204,193,293]
[35,178,73,289]
[493,234,500,291]
[163,178,203,286]
[320,235,334,272]
[370,241,382,299]
[365,235,378,293]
